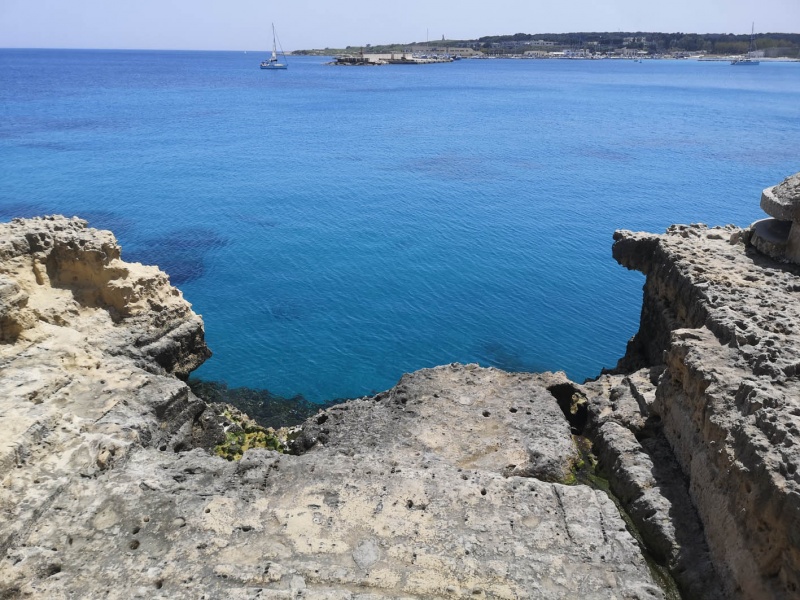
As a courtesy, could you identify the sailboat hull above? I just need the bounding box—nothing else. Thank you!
[732,24,760,66]
[261,23,288,70]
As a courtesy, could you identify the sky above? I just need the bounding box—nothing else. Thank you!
[1,0,798,51]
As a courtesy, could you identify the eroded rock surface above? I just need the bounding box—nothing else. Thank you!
[579,368,723,600]
[10,212,798,599]
[610,223,800,599]
[293,366,580,483]
[0,215,210,377]
[2,404,661,600]
[0,217,664,599]
[751,171,800,264]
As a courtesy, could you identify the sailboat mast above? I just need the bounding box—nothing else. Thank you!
[260,22,287,69]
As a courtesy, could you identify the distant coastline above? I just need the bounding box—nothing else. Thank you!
[293,29,800,61]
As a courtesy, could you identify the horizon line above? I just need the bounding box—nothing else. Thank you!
[3,29,799,53]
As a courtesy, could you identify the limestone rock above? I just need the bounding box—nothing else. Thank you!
[581,369,723,600]
[12,209,797,600]
[0,274,34,341]
[761,172,800,222]
[0,217,665,599]
[294,365,581,483]
[754,171,800,264]
[613,222,800,599]
[0,215,211,377]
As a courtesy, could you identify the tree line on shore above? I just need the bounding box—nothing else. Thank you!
[293,31,800,57]
[477,31,800,54]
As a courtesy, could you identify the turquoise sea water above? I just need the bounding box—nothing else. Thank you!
[1,49,799,402]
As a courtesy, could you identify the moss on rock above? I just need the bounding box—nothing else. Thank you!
[211,404,296,460]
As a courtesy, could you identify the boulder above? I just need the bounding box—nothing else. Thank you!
[753,171,800,264]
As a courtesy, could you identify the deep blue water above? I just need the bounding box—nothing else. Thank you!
[2,49,799,401]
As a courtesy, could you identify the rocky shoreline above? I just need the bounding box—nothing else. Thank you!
[1,174,798,599]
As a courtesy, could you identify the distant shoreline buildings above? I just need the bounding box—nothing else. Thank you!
[294,30,800,61]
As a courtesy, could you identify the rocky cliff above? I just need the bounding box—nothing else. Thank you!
[0,204,798,599]
[0,216,662,599]
[605,223,800,599]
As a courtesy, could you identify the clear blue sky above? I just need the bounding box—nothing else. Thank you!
[1,0,798,51]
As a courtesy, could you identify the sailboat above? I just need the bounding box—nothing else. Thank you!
[731,23,760,65]
[260,24,288,70]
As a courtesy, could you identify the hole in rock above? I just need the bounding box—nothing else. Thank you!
[548,383,588,435]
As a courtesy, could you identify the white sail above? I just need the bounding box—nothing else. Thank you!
[261,23,288,69]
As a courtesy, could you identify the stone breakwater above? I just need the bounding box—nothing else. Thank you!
[0,195,798,599]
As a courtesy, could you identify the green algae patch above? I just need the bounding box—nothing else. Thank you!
[561,433,681,599]
[211,405,297,461]
[561,434,597,486]
[215,427,284,461]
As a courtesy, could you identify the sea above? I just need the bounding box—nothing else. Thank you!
[1,49,799,403]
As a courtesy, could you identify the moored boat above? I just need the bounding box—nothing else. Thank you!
[261,24,288,70]
[732,23,760,65]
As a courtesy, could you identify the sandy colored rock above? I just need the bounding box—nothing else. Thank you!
[294,365,581,483]
[613,222,800,599]
[756,171,800,264]
[580,369,723,600]
[0,216,664,599]
[760,172,800,222]
[0,216,210,377]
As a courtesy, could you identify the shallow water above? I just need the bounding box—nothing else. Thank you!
[2,50,798,401]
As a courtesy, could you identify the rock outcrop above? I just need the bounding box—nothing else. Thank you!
[0,216,664,599]
[608,222,800,599]
[578,368,724,600]
[0,216,210,377]
[752,172,800,265]
[2,189,799,600]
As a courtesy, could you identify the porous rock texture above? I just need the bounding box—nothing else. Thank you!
[606,223,800,599]
[0,217,664,599]
[755,172,800,264]
[6,213,799,600]
[0,215,210,376]
[578,368,724,600]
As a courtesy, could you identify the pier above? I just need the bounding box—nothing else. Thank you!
[329,51,457,66]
